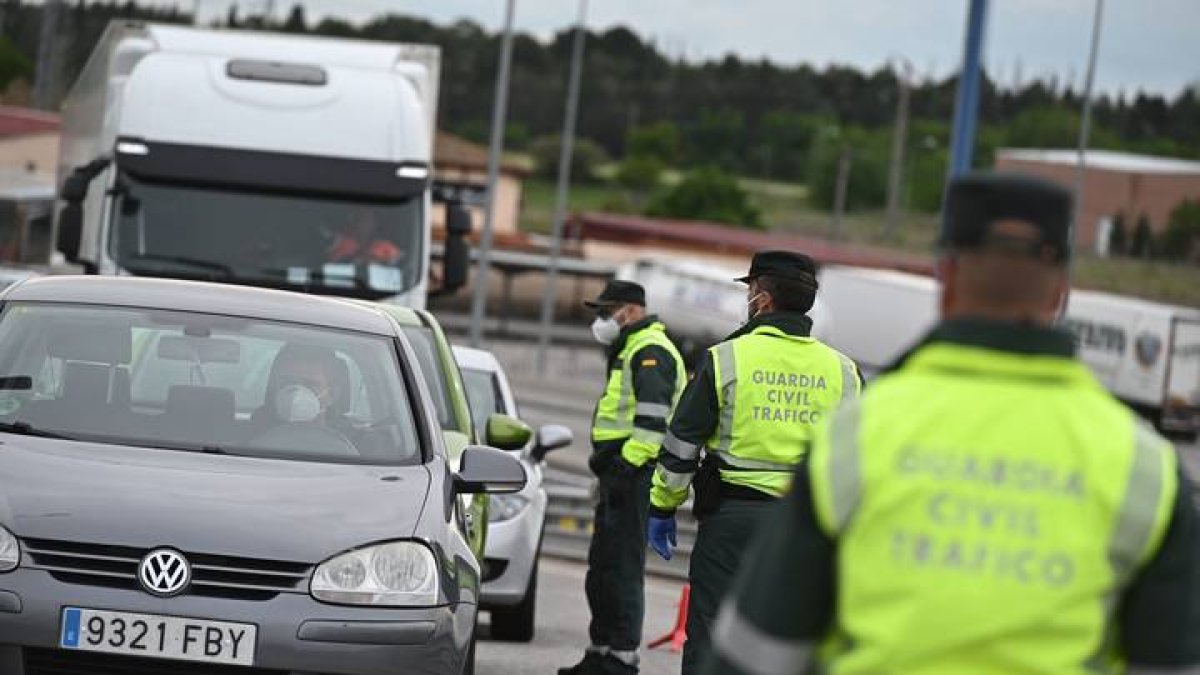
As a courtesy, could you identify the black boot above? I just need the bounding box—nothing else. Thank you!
[557,650,606,675]
[596,653,638,675]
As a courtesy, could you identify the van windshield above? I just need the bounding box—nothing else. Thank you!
[109,175,424,299]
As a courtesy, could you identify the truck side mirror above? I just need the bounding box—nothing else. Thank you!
[56,158,110,266]
[442,203,472,293]
[57,203,83,263]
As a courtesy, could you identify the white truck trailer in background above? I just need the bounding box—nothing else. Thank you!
[817,265,1200,439]
[54,22,471,308]
[620,259,1199,438]
[615,258,832,364]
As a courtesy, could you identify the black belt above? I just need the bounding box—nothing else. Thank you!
[718,482,777,502]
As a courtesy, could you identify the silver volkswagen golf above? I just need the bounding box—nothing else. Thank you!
[0,276,524,675]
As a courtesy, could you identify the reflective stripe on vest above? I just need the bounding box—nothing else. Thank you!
[707,326,857,498]
[591,323,686,441]
[809,341,1178,675]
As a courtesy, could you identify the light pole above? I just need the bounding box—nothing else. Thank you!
[1073,0,1104,255]
[535,0,589,374]
[943,0,990,235]
[467,0,518,348]
[883,57,914,241]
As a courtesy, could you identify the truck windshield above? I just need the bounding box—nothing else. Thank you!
[109,175,423,299]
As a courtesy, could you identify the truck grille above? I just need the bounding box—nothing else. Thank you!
[21,538,312,601]
[24,648,290,675]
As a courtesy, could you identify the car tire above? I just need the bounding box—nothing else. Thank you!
[489,556,537,642]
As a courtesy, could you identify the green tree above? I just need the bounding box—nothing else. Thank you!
[1108,212,1128,257]
[0,36,31,91]
[1131,214,1155,259]
[282,5,308,33]
[626,121,680,164]
[615,154,664,206]
[806,126,889,211]
[645,166,761,229]
[1160,199,1200,262]
[529,135,608,183]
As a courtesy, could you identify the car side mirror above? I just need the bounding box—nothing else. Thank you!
[485,413,532,452]
[454,445,527,494]
[442,203,472,293]
[532,424,572,463]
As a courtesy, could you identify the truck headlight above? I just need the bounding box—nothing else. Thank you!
[488,494,530,523]
[311,542,438,606]
[0,526,18,572]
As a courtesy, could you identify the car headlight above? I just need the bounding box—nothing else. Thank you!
[0,525,18,573]
[311,542,439,606]
[488,494,531,523]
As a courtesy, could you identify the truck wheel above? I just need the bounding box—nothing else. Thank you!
[489,558,537,642]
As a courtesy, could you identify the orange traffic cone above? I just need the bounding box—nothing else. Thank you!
[647,584,690,653]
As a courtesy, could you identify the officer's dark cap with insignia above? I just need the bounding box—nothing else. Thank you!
[734,250,818,284]
[940,171,1074,264]
[584,279,646,308]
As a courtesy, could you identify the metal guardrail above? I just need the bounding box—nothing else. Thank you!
[542,468,695,581]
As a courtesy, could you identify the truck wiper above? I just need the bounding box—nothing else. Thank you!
[126,254,233,279]
[0,421,74,440]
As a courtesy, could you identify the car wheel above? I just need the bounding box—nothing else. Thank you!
[489,557,537,642]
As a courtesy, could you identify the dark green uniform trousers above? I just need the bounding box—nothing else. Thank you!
[682,498,775,674]
[585,459,654,652]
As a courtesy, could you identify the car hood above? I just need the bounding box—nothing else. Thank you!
[0,437,432,564]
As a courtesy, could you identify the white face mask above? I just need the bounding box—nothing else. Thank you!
[591,316,622,345]
[274,383,324,422]
[745,292,766,322]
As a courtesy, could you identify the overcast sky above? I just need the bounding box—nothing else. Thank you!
[204,0,1198,97]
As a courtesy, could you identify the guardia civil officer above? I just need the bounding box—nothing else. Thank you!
[646,251,861,674]
[704,172,1200,675]
[560,280,687,675]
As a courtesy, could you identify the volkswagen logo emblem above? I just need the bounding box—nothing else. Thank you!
[138,549,192,597]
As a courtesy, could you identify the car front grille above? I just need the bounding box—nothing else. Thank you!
[23,648,291,675]
[21,538,312,601]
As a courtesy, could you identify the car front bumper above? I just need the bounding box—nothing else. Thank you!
[0,566,475,675]
[480,487,546,608]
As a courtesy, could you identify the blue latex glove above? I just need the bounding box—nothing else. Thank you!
[648,515,677,561]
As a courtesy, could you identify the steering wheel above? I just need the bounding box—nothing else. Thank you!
[250,422,359,458]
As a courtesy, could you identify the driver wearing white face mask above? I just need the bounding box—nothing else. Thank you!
[253,344,350,430]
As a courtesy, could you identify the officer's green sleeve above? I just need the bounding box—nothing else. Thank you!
[1121,464,1200,666]
[700,456,834,675]
[650,351,718,515]
[621,344,680,467]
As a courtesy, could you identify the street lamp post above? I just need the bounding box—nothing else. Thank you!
[467,0,518,348]
[1073,0,1105,258]
[535,0,589,374]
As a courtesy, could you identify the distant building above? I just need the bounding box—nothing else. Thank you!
[0,107,60,264]
[432,131,530,240]
[995,148,1200,251]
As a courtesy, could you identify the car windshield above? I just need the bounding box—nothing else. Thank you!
[460,367,503,437]
[109,175,423,299]
[0,302,421,465]
[397,325,455,431]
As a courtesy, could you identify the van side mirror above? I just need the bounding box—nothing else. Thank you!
[454,445,527,494]
[532,424,573,463]
[442,203,472,293]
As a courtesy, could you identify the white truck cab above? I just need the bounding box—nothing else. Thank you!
[55,22,470,307]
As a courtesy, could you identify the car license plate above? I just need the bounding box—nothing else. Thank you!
[60,607,256,666]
